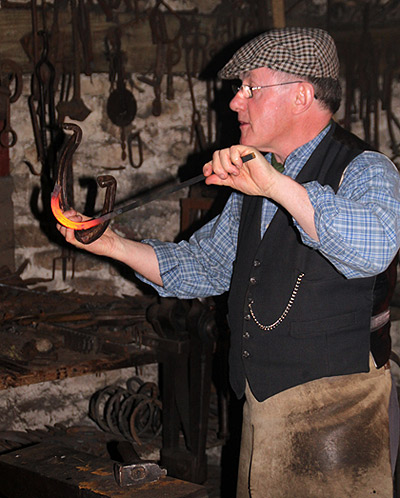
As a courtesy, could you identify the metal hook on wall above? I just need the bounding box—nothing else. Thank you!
[127,131,143,168]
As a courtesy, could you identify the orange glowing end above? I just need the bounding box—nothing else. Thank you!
[51,185,103,230]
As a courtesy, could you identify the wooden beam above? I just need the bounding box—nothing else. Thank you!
[1,5,400,79]
[0,5,246,76]
[271,0,285,28]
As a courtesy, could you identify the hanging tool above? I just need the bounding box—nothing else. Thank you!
[137,0,181,116]
[0,92,17,148]
[0,59,22,149]
[77,0,94,76]
[127,130,143,168]
[31,30,57,164]
[105,27,137,160]
[57,0,91,123]
[181,20,209,152]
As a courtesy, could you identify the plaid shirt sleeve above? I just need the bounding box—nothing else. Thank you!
[296,151,400,278]
[136,192,243,298]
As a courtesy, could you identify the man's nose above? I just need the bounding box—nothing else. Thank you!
[229,92,246,112]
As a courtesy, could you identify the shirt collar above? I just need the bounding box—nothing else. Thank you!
[266,122,332,178]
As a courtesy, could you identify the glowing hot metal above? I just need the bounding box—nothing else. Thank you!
[51,185,111,230]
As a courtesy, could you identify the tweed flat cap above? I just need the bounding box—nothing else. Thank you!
[218,27,339,80]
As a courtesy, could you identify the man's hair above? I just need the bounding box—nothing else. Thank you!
[306,76,342,114]
[274,71,342,114]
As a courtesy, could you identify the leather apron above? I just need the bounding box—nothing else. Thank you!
[236,357,393,497]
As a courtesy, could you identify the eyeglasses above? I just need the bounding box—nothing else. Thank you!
[232,80,305,99]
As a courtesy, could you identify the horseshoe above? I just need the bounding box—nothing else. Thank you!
[51,122,117,244]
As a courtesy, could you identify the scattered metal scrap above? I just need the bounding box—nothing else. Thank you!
[0,263,157,388]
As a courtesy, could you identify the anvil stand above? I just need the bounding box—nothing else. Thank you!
[147,297,217,485]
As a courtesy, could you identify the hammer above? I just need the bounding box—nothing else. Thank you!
[114,440,167,487]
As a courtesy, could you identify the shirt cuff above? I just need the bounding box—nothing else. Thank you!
[135,239,180,297]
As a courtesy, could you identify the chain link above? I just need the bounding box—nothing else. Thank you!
[248,273,305,331]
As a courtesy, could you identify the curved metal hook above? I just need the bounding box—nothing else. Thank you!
[51,122,117,244]
[127,131,144,169]
[0,59,23,103]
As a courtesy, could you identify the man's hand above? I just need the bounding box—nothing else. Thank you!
[203,145,280,199]
[203,145,318,241]
[56,209,119,258]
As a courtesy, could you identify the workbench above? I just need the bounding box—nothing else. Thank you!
[0,427,208,498]
[0,277,158,390]
[0,270,220,489]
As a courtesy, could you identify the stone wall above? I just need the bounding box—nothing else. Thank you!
[9,71,213,296]
[0,363,158,432]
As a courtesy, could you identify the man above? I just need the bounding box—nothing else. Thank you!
[58,27,400,497]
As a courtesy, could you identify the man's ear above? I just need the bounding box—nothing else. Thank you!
[293,82,315,114]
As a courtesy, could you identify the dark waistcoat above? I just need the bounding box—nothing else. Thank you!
[227,123,377,402]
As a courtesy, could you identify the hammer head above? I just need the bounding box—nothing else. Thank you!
[114,461,167,487]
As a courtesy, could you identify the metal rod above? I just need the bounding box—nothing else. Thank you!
[101,152,256,221]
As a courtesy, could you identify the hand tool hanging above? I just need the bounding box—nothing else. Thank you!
[56,0,91,123]
[30,31,58,169]
[27,1,59,169]
[127,130,144,168]
[137,0,182,117]
[77,0,94,76]
[51,121,255,243]
[27,0,45,166]
[26,1,66,239]
[105,27,137,161]
[181,19,209,153]
[0,59,23,149]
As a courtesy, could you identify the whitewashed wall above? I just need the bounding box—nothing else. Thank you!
[10,72,214,296]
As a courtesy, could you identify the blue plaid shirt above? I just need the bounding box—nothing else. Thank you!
[139,125,400,298]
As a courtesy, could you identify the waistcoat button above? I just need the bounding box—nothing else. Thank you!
[249,277,257,285]
[243,331,250,339]
[253,260,261,267]
[244,313,251,321]
[242,350,250,358]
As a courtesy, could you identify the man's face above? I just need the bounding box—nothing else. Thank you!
[229,68,293,153]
